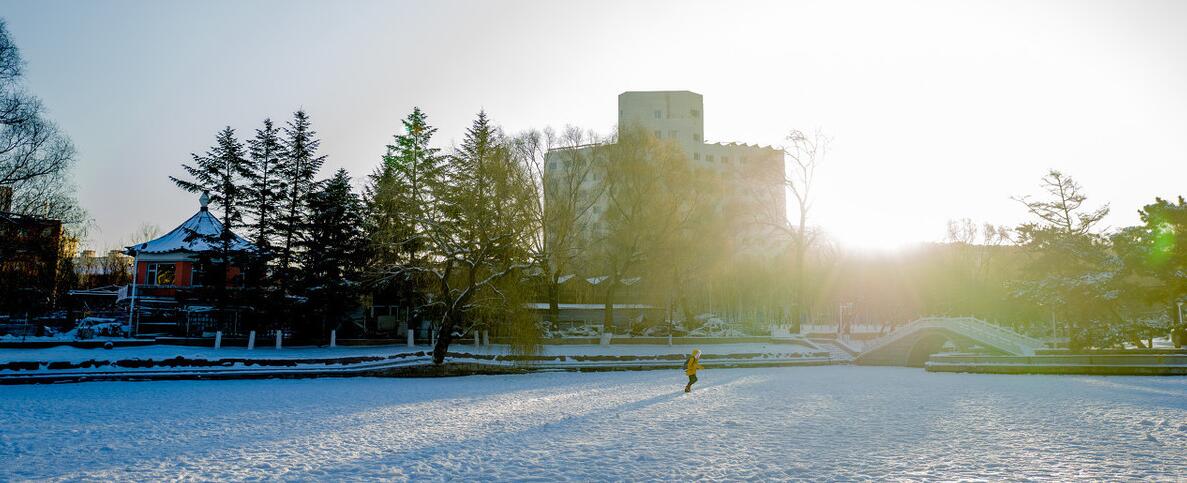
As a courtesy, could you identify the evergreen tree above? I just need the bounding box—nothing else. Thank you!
[299,168,367,340]
[244,118,287,251]
[169,127,253,325]
[1113,196,1187,346]
[1011,170,1133,349]
[170,126,252,227]
[276,110,326,291]
[416,111,534,364]
[236,118,288,327]
[363,108,442,333]
[367,107,442,266]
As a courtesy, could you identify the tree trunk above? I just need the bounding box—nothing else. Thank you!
[679,294,695,330]
[603,282,617,334]
[432,309,461,365]
[793,241,806,333]
[547,276,560,325]
[432,264,473,365]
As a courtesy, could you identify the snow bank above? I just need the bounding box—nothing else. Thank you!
[0,342,816,364]
[0,342,828,383]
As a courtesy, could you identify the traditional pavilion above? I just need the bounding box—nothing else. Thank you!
[124,192,255,334]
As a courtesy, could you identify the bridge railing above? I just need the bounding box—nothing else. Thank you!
[945,318,1039,356]
[858,317,1042,358]
[858,318,936,357]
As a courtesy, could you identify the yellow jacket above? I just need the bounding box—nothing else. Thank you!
[685,350,704,375]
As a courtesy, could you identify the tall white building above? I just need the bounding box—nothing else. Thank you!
[546,90,786,252]
[617,91,783,180]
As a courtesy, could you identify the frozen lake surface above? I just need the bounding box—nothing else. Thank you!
[2,366,1185,481]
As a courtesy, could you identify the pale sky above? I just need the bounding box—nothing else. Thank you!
[3,0,1186,252]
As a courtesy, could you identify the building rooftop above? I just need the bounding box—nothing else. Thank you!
[125,192,254,256]
[619,90,701,96]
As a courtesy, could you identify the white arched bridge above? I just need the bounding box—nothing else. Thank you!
[853,317,1045,367]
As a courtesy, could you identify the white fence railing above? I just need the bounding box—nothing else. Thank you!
[859,317,1043,357]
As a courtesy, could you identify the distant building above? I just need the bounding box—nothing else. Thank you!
[615,91,784,184]
[74,249,133,288]
[124,192,255,335]
[0,186,64,313]
[548,90,785,245]
[544,91,787,280]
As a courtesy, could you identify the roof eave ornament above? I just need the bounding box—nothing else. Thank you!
[199,191,210,211]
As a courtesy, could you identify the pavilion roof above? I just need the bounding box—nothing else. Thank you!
[125,192,254,256]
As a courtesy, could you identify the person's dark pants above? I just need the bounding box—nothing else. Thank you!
[685,373,698,391]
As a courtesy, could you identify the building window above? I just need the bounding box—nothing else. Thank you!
[191,264,205,286]
[707,154,715,162]
[146,263,176,286]
[653,110,662,119]
[548,161,557,170]
[693,152,700,160]
[693,133,701,142]
[654,130,662,139]
[691,109,700,118]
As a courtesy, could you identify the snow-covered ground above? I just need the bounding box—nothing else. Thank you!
[0,342,814,364]
[2,366,1184,481]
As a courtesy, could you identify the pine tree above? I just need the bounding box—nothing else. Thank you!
[418,111,534,364]
[276,110,326,290]
[169,126,253,323]
[366,107,442,267]
[170,126,252,227]
[244,118,287,251]
[1012,170,1123,349]
[363,108,443,332]
[299,168,367,340]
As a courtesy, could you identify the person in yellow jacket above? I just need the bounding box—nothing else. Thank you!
[683,349,704,393]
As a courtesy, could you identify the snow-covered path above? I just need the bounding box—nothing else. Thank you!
[2,367,1186,481]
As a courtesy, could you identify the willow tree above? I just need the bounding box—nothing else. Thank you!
[591,125,702,332]
[651,147,725,329]
[513,126,605,325]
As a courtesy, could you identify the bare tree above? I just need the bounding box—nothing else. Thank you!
[750,129,829,329]
[129,223,162,245]
[0,19,79,222]
[590,125,702,332]
[98,250,132,287]
[513,126,605,325]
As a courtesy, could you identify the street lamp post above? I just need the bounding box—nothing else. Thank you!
[1176,301,1184,348]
